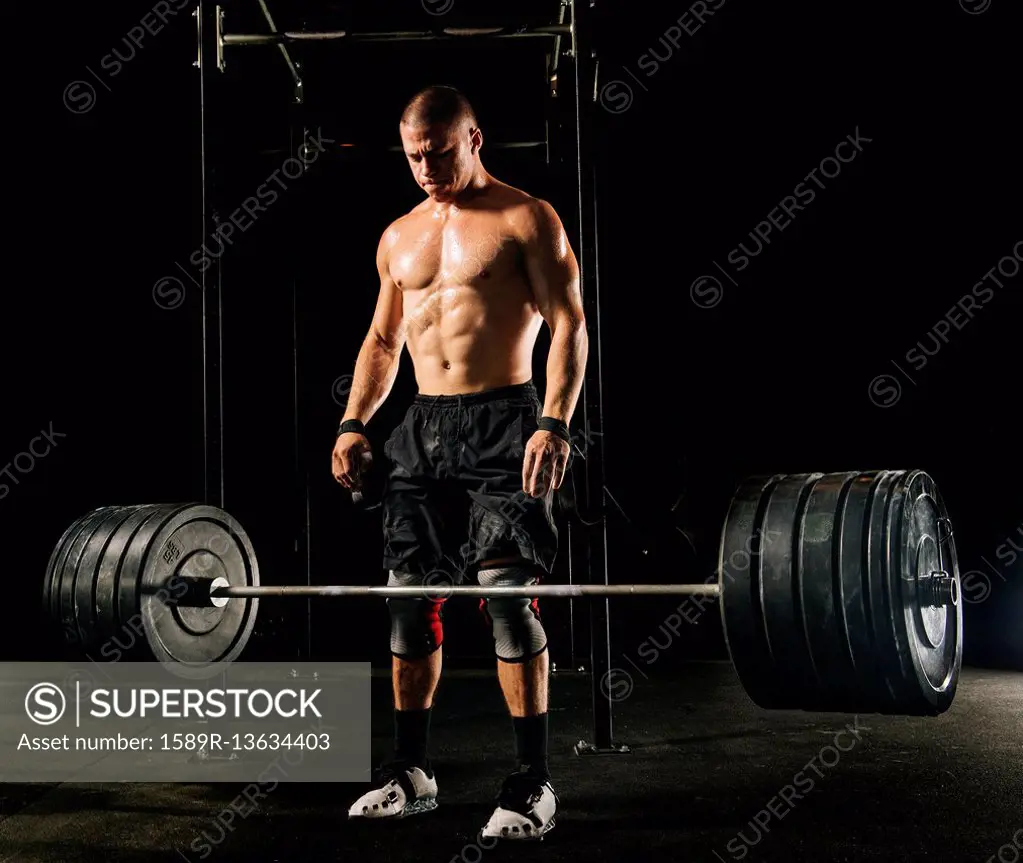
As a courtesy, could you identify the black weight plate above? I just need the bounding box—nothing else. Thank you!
[797,471,861,711]
[55,507,130,649]
[44,509,94,638]
[759,473,824,708]
[73,507,141,651]
[865,470,913,711]
[724,468,962,717]
[889,471,961,714]
[47,508,103,631]
[92,504,170,652]
[836,471,896,712]
[139,504,259,678]
[719,474,786,709]
[115,504,194,659]
[880,472,919,708]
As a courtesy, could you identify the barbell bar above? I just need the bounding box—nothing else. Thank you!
[42,469,963,717]
[210,584,723,598]
[204,580,958,601]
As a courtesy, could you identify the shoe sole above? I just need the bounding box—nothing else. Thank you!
[484,816,556,842]
[348,796,438,821]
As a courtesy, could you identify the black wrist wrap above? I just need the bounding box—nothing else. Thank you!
[538,417,570,443]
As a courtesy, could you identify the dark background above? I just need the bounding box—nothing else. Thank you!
[5,0,1019,672]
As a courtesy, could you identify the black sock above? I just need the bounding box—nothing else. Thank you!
[394,707,432,768]
[513,713,550,779]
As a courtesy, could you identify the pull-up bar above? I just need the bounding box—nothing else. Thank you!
[213,4,573,78]
[225,26,572,45]
[211,0,574,92]
[222,25,572,48]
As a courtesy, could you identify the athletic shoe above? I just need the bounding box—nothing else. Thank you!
[347,759,438,820]
[481,769,558,840]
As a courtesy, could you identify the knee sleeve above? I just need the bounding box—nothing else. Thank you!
[478,564,548,663]
[387,571,444,659]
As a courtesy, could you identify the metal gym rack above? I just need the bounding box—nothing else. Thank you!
[193,0,620,754]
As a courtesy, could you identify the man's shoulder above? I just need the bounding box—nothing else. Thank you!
[390,206,425,231]
[488,182,559,234]
[489,180,545,211]
[378,208,423,249]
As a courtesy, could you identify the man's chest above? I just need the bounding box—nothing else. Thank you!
[390,218,521,291]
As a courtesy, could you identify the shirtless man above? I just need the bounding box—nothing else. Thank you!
[331,85,587,841]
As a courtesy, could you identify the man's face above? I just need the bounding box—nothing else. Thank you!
[400,120,478,201]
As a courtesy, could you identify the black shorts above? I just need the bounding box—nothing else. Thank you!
[381,381,559,580]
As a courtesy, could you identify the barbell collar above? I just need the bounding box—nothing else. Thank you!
[211,584,723,599]
[918,571,959,607]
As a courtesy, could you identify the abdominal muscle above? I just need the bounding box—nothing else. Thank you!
[402,281,543,395]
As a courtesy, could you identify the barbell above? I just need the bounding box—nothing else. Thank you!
[43,469,962,716]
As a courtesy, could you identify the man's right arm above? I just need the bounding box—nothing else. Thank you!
[341,225,406,425]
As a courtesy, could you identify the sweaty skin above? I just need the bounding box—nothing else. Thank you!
[385,185,545,394]
[332,117,588,499]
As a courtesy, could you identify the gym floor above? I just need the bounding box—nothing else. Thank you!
[2,663,1019,862]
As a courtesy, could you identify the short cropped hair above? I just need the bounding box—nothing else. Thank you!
[400,85,478,131]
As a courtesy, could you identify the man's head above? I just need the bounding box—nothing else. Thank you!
[399,86,482,201]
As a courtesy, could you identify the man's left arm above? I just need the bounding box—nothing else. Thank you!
[520,198,589,495]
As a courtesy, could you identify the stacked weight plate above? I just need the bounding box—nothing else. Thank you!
[43,503,260,676]
[718,470,962,716]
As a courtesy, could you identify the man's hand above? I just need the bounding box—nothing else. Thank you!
[522,430,570,498]
[332,433,373,490]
